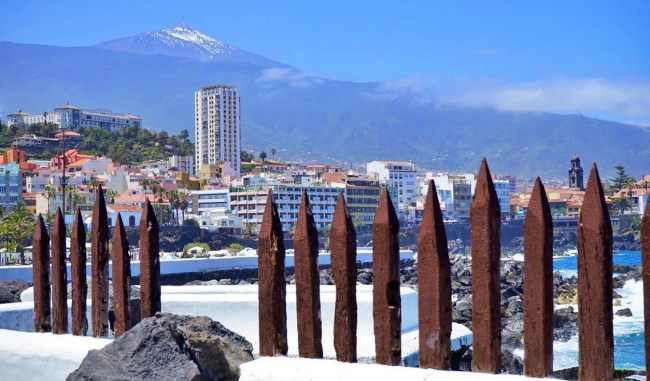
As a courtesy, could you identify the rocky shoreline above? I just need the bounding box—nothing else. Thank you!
[177,255,643,376]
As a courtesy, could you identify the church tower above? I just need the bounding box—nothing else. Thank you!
[568,155,584,191]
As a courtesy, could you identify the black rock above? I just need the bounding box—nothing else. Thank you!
[615,308,633,317]
[0,280,30,303]
[67,313,254,381]
[455,347,523,375]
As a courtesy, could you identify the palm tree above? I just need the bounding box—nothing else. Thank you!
[270,148,277,160]
[1,202,36,264]
[65,185,78,215]
[87,178,101,190]
[43,185,57,215]
[166,190,180,225]
[106,189,119,204]
[178,191,189,223]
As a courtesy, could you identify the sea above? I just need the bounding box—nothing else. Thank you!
[550,250,644,370]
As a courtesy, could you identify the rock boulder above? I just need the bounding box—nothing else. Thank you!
[67,312,254,381]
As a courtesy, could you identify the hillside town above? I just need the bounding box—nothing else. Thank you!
[0,89,648,250]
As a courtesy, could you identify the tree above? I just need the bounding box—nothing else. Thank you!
[43,185,57,215]
[166,190,180,225]
[259,151,267,163]
[351,215,364,228]
[610,165,634,193]
[106,189,119,204]
[178,191,189,223]
[1,202,36,264]
[240,150,255,163]
[179,129,190,142]
[87,178,101,190]
[270,148,277,160]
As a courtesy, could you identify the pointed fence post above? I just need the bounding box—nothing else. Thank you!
[71,208,88,336]
[32,214,51,333]
[417,180,451,369]
[523,178,553,377]
[51,208,68,334]
[258,190,288,356]
[642,194,650,373]
[471,158,501,373]
[112,213,131,338]
[293,190,323,358]
[91,185,110,337]
[140,198,161,319]
[330,191,358,362]
[577,164,613,380]
[372,187,401,366]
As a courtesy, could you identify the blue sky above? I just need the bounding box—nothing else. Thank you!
[2,0,649,124]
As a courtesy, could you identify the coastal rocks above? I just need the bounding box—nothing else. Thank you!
[0,280,30,303]
[67,312,254,381]
[615,308,633,317]
[456,348,524,374]
[554,307,578,342]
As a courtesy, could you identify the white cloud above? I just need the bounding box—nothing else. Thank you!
[257,67,325,88]
[444,78,650,125]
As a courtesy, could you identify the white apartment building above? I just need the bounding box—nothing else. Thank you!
[230,185,342,232]
[425,173,474,223]
[6,104,141,131]
[190,188,230,216]
[169,155,195,175]
[194,85,241,178]
[424,173,512,221]
[366,161,417,210]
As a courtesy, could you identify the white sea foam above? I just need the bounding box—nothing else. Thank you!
[552,279,645,370]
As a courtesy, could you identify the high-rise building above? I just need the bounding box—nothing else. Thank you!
[194,85,241,178]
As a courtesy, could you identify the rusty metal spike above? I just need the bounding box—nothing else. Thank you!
[293,190,323,358]
[258,190,288,356]
[471,158,501,373]
[32,214,51,333]
[71,207,88,336]
[140,198,161,319]
[417,179,451,369]
[112,213,131,338]
[91,184,110,337]
[523,177,554,377]
[577,164,613,380]
[642,191,650,373]
[51,207,68,334]
[330,191,358,362]
[372,187,401,366]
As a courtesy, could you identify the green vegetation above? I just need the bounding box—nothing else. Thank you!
[226,243,243,254]
[0,121,193,165]
[183,242,210,254]
[183,218,199,227]
[609,165,635,193]
[75,126,193,164]
[0,202,36,264]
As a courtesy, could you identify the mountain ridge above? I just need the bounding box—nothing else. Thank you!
[0,35,648,179]
[95,24,284,67]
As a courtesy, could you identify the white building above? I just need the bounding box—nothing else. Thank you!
[194,85,241,178]
[366,161,417,211]
[230,185,342,232]
[169,155,194,175]
[425,173,474,223]
[493,179,512,219]
[6,104,141,131]
[190,188,230,216]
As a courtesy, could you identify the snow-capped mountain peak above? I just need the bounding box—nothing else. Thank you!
[95,24,281,66]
